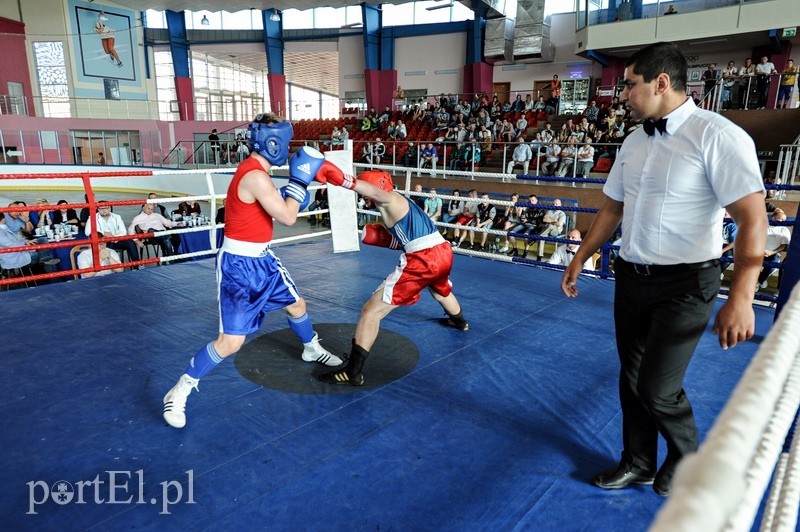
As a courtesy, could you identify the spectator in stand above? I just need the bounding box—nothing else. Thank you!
[128,203,182,257]
[549,74,562,114]
[452,189,479,247]
[478,125,494,158]
[515,114,529,136]
[471,192,497,251]
[377,106,391,124]
[360,115,373,132]
[720,209,737,277]
[555,137,578,177]
[755,56,777,109]
[85,200,141,267]
[395,121,407,139]
[739,57,756,109]
[757,209,791,290]
[701,64,717,103]
[465,138,482,169]
[512,94,525,113]
[421,143,439,175]
[423,187,443,223]
[538,199,567,237]
[584,100,600,124]
[403,141,418,168]
[372,138,386,165]
[362,141,373,164]
[506,136,533,176]
[777,59,797,109]
[721,61,738,110]
[307,187,328,226]
[326,126,343,147]
[449,141,468,171]
[575,139,596,178]
[386,121,397,139]
[77,231,124,278]
[547,229,595,270]
[499,119,516,143]
[541,142,562,176]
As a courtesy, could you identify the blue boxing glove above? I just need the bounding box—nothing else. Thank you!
[285,147,325,204]
[280,185,311,211]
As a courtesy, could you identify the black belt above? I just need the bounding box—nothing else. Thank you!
[619,257,719,276]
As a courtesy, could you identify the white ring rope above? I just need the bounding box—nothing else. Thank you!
[650,282,800,532]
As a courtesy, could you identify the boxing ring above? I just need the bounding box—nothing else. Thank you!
[0,162,797,530]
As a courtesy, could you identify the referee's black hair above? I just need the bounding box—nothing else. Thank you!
[626,42,688,93]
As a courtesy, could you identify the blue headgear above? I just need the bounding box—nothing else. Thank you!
[247,117,293,166]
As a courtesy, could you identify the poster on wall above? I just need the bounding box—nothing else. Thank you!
[74,6,135,81]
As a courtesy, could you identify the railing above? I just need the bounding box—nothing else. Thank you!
[580,0,763,28]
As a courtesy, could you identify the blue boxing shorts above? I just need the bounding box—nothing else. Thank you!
[216,246,301,335]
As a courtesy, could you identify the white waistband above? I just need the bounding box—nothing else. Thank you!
[220,237,271,257]
[404,232,446,253]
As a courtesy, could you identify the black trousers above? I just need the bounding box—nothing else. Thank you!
[613,258,720,472]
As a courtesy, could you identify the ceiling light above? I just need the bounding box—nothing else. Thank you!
[426,1,454,11]
[201,15,210,26]
[270,9,280,22]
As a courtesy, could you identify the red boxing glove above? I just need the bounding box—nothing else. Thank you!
[361,223,401,250]
[316,160,356,189]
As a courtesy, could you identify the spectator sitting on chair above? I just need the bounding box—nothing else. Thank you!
[720,209,737,277]
[215,198,226,224]
[547,229,594,270]
[307,187,328,226]
[372,138,386,165]
[469,192,497,251]
[361,141,373,164]
[77,231,124,278]
[506,194,545,258]
[538,199,567,237]
[395,121,407,140]
[176,199,201,218]
[442,189,464,228]
[403,141,418,167]
[421,143,439,175]
[757,208,791,291]
[5,201,35,237]
[506,136,533,175]
[423,187,443,223]
[52,199,80,230]
[85,201,140,266]
[34,198,54,230]
[147,193,168,218]
[555,137,578,177]
[452,189,478,246]
[0,213,60,273]
[411,184,427,211]
[449,142,468,171]
[575,139,596,178]
[497,194,523,253]
[128,203,182,257]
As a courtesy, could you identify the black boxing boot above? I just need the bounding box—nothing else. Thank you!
[439,308,469,331]
[318,342,368,386]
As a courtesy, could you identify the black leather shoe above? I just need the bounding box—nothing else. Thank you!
[592,461,655,490]
[653,461,677,497]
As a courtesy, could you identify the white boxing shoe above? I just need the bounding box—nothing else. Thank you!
[301,333,343,366]
[163,374,199,429]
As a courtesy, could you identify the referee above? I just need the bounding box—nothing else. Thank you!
[561,42,767,497]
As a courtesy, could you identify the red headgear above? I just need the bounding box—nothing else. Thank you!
[357,170,394,192]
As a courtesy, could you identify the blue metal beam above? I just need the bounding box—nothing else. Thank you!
[261,9,284,74]
[587,49,609,68]
[165,10,190,78]
[362,3,381,71]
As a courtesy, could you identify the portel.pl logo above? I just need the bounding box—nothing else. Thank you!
[27,470,195,515]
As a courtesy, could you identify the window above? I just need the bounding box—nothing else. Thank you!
[33,41,70,118]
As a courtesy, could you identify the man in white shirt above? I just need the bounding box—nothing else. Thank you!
[128,203,182,256]
[538,198,567,237]
[506,136,533,175]
[755,55,777,108]
[77,231,124,278]
[547,229,594,270]
[562,42,767,498]
[85,201,140,265]
[575,139,596,177]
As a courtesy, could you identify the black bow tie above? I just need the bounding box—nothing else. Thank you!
[566,249,576,255]
[643,117,668,136]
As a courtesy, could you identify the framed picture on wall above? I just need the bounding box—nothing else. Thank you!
[74,6,135,81]
[690,70,701,82]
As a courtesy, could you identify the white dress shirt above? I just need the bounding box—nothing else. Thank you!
[85,212,127,237]
[548,244,594,270]
[604,99,764,265]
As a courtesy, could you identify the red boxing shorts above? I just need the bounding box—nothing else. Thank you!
[380,241,454,306]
